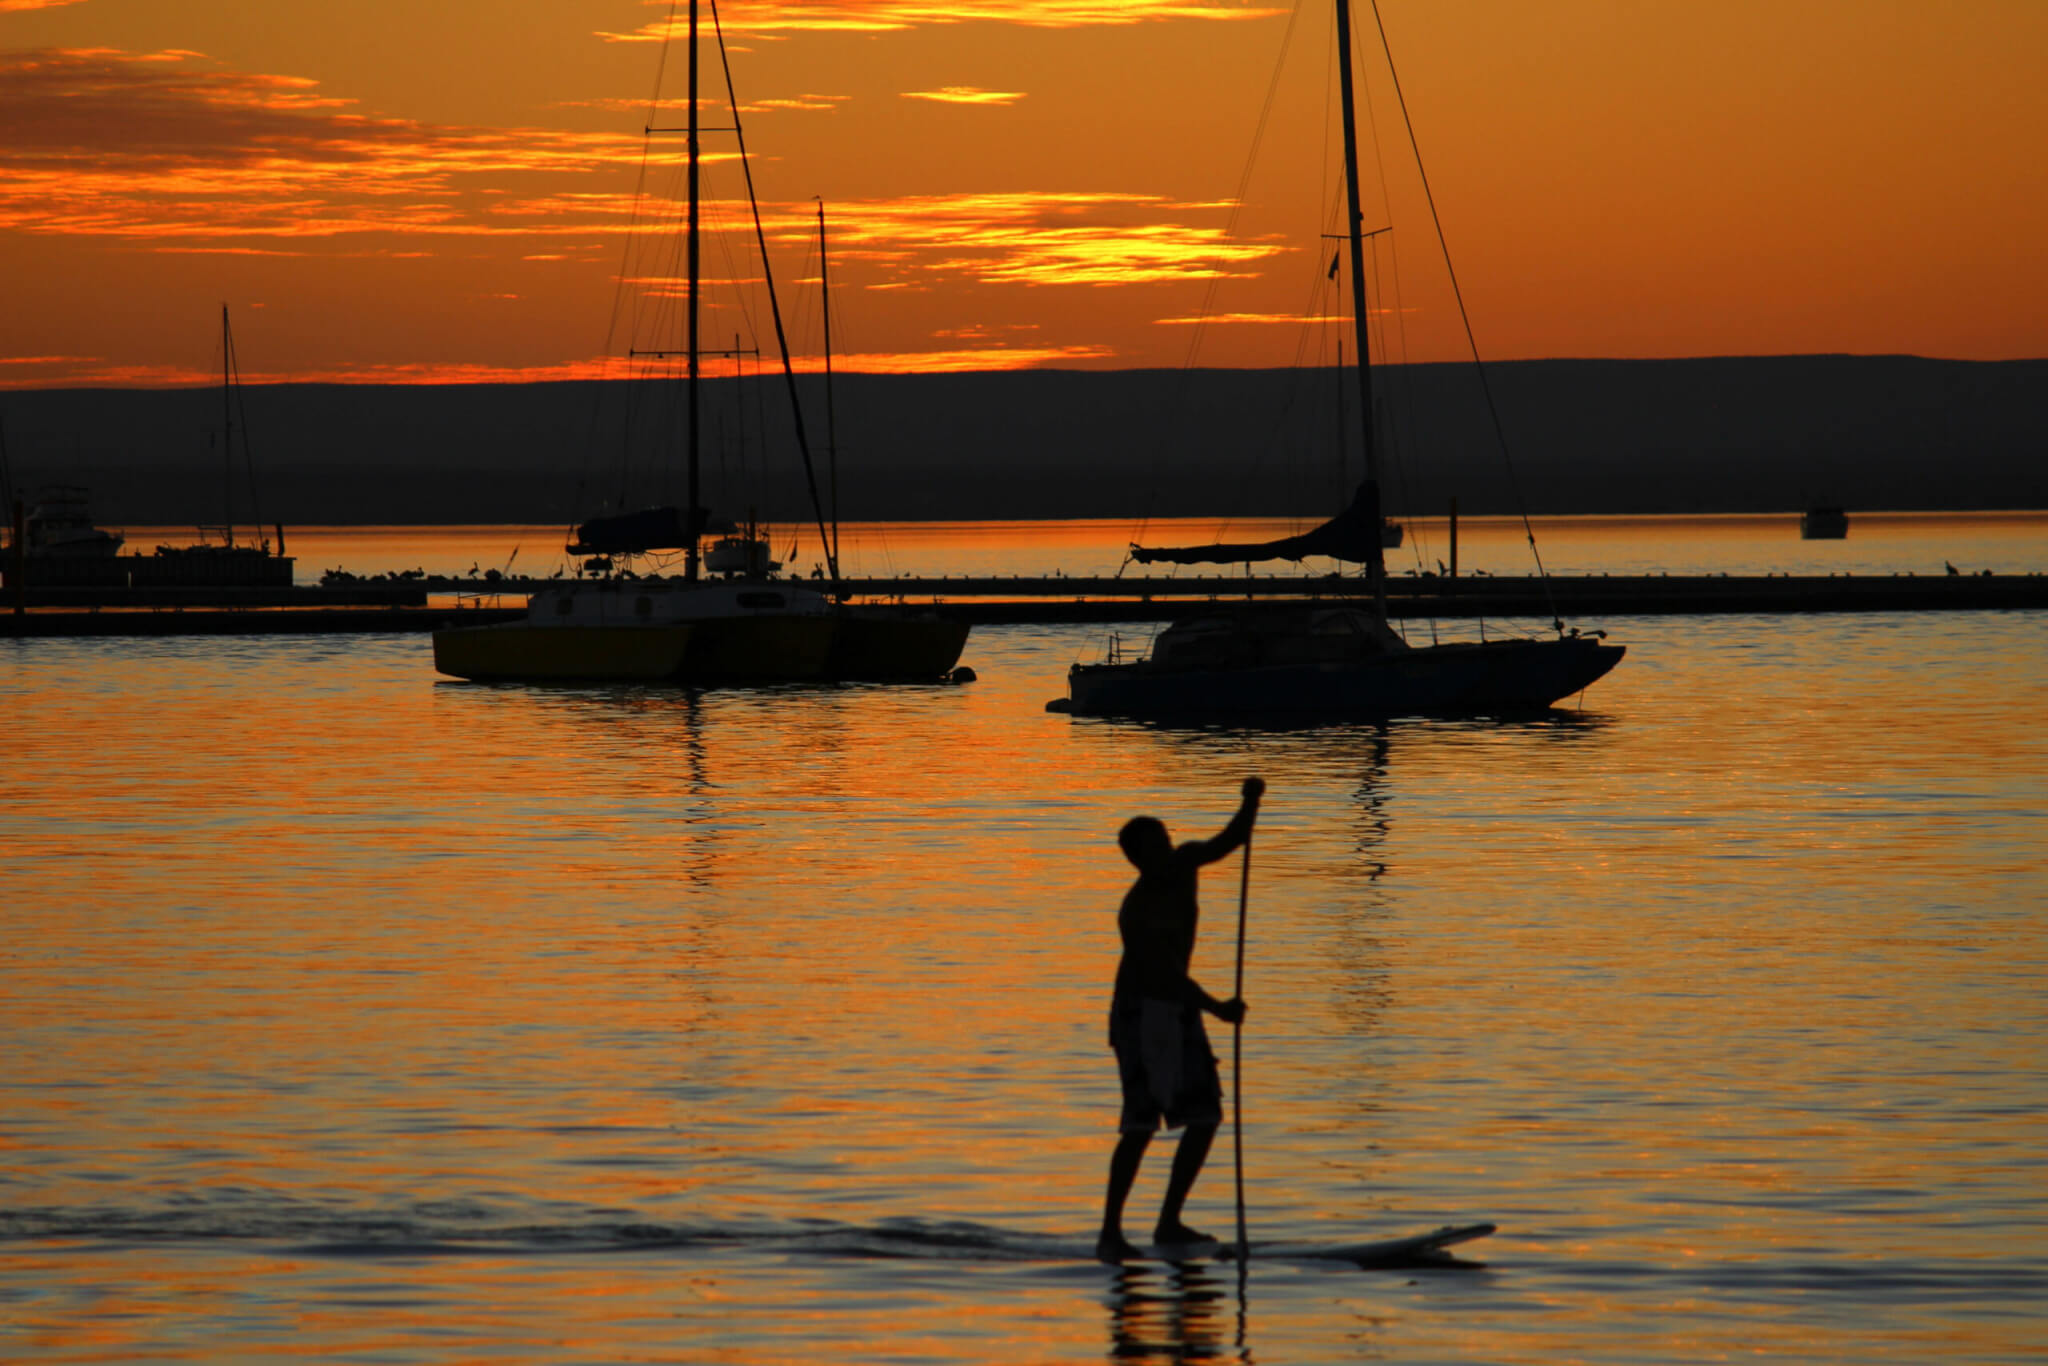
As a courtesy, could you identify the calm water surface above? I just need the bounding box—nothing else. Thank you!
[4,517,2045,1363]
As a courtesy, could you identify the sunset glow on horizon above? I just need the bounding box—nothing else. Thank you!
[3,0,2045,387]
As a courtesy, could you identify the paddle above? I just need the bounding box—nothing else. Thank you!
[1231,807,1252,1262]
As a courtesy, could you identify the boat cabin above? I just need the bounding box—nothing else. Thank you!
[1149,605,1408,672]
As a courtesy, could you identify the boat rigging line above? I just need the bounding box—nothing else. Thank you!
[564,0,839,586]
[574,0,683,530]
[708,0,840,587]
[218,306,268,550]
[1364,0,1565,633]
[1121,0,1313,565]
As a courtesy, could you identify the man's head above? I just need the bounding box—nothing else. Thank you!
[1118,815,1172,870]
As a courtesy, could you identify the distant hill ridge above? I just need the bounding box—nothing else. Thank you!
[4,356,2042,525]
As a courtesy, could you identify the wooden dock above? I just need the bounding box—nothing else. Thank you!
[3,571,2042,637]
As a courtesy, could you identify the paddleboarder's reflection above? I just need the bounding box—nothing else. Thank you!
[1105,1262,1243,1363]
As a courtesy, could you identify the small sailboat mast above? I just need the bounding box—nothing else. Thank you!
[1061,0,1624,719]
[1333,0,1386,615]
[1127,0,1393,596]
[684,0,703,584]
[220,304,236,550]
[818,198,841,576]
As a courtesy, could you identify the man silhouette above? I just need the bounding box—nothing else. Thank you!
[1096,777,1262,1262]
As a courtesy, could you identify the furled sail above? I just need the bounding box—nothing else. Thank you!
[1131,482,1384,566]
[568,505,731,556]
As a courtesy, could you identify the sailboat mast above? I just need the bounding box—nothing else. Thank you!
[1335,337,1345,507]
[220,304,236,549]
[1333,0,1385,610]
[0,409,14,517]
[684,0,702,583]
[817,200,840,575]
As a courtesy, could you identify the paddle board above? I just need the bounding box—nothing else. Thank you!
[1135,1222,1496,1267]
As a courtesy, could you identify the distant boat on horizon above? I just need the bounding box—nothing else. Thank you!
[1801,506,1849,539]
[2,316,295,592]
[19,485,124,560]
[148,305,294,587]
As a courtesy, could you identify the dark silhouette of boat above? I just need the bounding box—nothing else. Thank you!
[2,314,293,593]
[433,7,963,685]
[1801,506,1849,539]
[147,306,294,587]
[21,486,123,560]
[1059,0,1621,720]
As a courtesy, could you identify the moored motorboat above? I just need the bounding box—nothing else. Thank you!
[23,486,123,559]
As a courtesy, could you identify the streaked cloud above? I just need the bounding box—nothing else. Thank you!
[552,96,669,113]
[584,188,1280,299]
[1153,311,1347,326]
[791,191,1286,288]
[901,87,1025,106]
[0,0,91,10]
[0,50,1279,285]
[0,354,101,372]
[454,184,1278,289]
[741,94,848,113]
[554,93,844,116]
[606,341,1118,374]
[0,346,1116,389]
[148,245,311,257]
[1152,307,1416,325]
[601,0,1284,40]
[0,356,218,389]
[822,343,1114,373]
[931,323,1041,339]
[0,48,1290,384]
[0,48,645,242]
[0,355,631,390]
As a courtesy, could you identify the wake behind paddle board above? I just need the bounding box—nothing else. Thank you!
[1135,1222,1496,1267]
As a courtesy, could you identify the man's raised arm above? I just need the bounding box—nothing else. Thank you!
[1183,777,1264,866]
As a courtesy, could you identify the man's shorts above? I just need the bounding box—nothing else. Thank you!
[1111,996,1223,1134]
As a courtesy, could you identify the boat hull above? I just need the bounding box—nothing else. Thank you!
[824,609,970,681]
[681,615,837,682]
[432,623,694,682]
[434,580,846,685]
[1064,636,1624,719]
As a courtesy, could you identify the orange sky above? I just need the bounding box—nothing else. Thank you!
[3,0,2045,387]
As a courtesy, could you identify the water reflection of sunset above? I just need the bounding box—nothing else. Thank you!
[4,514,2045,1359]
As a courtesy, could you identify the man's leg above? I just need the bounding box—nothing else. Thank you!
[1153,1121,1218,1244]
[1096,1129,1152,1262]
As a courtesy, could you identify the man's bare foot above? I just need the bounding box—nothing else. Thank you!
[1095,1230,1142,1263]
[1152,1221,1216,1246]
